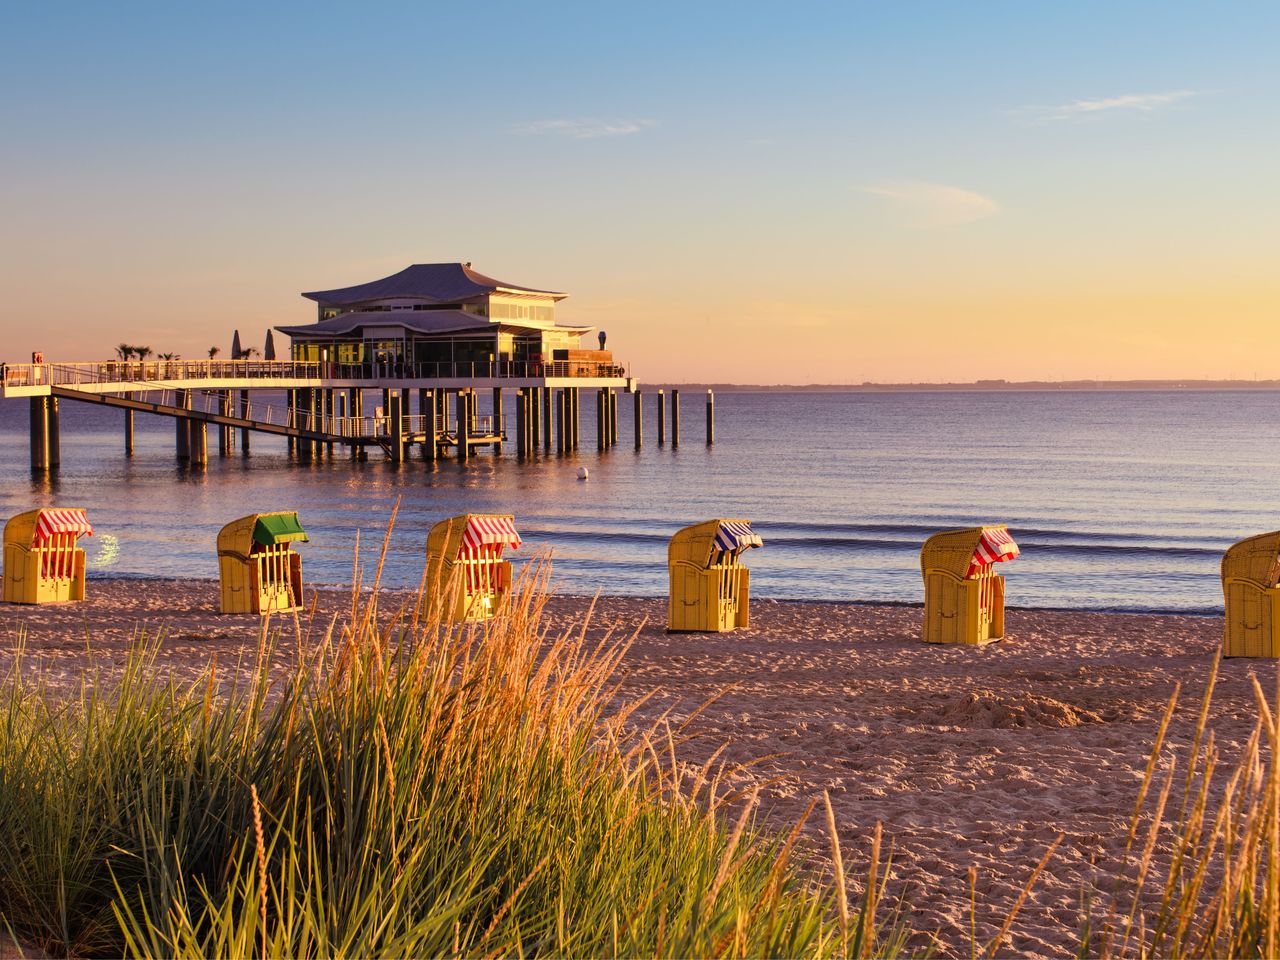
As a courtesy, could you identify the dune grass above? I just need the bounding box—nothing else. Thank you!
[4,518,1279,958]
[1086,656,1280,959]
[0,524,893,959]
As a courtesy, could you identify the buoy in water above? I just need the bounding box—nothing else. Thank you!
[577,467,589,481]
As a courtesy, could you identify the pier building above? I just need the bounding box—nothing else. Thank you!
[0,262,712,470]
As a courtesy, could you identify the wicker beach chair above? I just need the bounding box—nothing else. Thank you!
[920,526,1019,645]
[667,519,763,633]
[1221,531,1280,657]
[426,514,520,622]
[3,508,92,604]
[217,512,308,614]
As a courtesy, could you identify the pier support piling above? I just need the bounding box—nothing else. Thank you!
[176,390,190,460]
[634,390,643,449]
[596,390,606,451]
[515,389,526,457]
[423,389,438,461]
[542,387,552,451]
[657,390,666,446]
[570,388,580,450]
[608,389,618,447]
[239,390,251,456]
[706,390,714,445]
[388,392,404,464]
[671,389,680,448]
[492,387,504,453]
[457,390,470,462]
[189,419,208,464]
[47,397,60,470]
[123,395,134,456]
[29,397,50,472]
[218,391,232,455]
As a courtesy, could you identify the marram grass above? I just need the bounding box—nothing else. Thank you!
[6,524,1277,959]
[0,531,895,959]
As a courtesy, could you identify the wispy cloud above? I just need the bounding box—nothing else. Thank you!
[862,181,999,229]
[1023,89,1196,121]
[516,118,655,139]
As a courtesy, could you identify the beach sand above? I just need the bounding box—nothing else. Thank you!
[0,579,1264,957]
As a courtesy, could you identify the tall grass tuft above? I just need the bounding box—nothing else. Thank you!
[1094,656,1280,958]
[0,521,882,958]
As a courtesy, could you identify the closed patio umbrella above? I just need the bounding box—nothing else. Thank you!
[231,330,242,361]
[264,330,276,361]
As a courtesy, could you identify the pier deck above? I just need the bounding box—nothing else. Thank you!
[1,356,685,470]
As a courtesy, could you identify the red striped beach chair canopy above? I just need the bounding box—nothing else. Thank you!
[32,508,93,546]
[459,515,522,555]
[967,526,1019,577]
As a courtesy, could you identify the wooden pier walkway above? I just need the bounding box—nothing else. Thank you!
[1,356,719,472]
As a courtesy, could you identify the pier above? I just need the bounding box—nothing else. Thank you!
[2,262,716,470]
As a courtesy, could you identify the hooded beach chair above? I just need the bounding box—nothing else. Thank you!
[3,508,92,604]
[1221,531,1280,657]
[217,512,308,614]
[667,519,763,633]
[426,514,521,622]
[920,525,1019,645]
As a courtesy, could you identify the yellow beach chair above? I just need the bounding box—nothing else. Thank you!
[3,508,92,604]
[1221,531,1280,657]
[217,512,308,614]
[667,519,763,633]
[920,525,1020,645]
[426,514,521,622]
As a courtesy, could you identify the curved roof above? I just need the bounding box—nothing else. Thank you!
[301,263,567,305]
[275,309,593,339]
[276,309,496,338]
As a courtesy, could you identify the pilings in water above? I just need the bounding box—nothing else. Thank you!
[596,389,606,451]
[421,388,437,462]
[29,396,59,472]
[189,418,208,464]
[541,387,552,452]
[219,391,233,455]
[239,390,251,456]
[388,392,404,464]
[492,387,504,453]
[608,389,618,447]
[456,389,470,462]
[123,394,134,456]
[657,390,666,446]
[176,390,190,460]
[671,389,680,448]
[634,390,643,449]
[706,389,714,445]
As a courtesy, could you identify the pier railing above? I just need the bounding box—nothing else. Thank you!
[2,357,628,389]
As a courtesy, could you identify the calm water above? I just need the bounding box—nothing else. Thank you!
[3,390,1278,613]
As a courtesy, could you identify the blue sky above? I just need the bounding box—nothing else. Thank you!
[2,2,1277,380]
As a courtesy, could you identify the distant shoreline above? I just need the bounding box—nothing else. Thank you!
[647,379,1280,392]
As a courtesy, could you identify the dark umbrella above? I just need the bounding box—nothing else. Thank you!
[264,330,276,361]
[231,330,242,361]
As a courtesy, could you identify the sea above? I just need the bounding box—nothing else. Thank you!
[3,389,1278,614]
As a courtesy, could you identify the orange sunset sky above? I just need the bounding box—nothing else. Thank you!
[1,3,1276,383]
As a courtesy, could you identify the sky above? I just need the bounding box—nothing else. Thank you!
[1,2,1277,383]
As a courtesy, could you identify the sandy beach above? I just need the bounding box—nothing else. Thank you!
[0,579,1263,957]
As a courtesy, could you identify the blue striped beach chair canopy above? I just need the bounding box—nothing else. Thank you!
[714,519,763,553]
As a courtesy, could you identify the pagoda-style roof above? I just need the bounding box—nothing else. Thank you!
[301,263,567,306]
[275,309,592,339]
